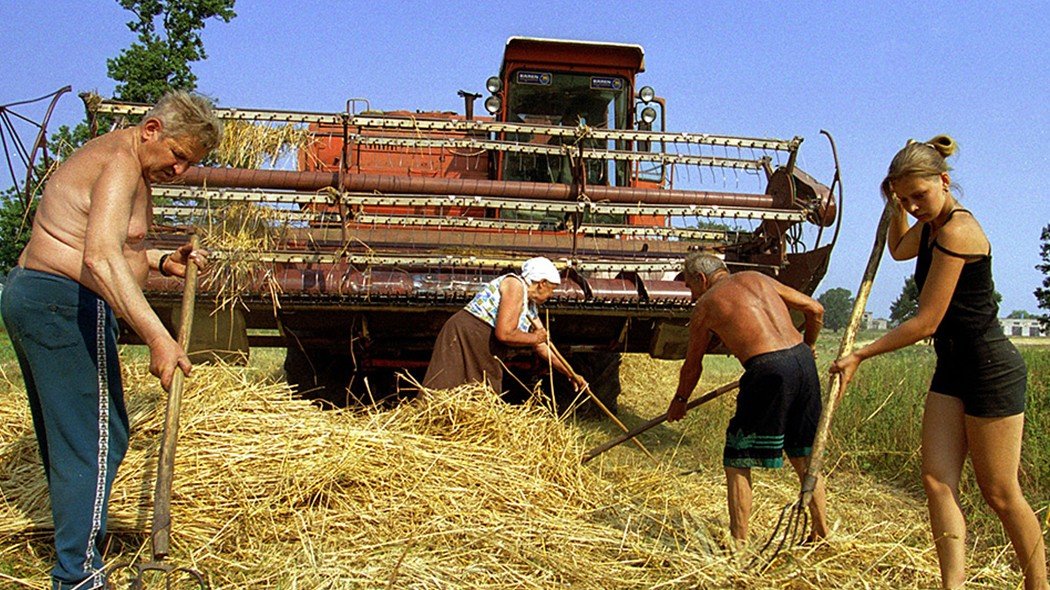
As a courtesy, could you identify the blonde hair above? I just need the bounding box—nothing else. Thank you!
[879,134,957,201]
[144,90,223,152]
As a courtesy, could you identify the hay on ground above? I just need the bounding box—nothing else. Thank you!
[0,358,1025,589]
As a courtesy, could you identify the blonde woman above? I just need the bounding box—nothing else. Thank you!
[831,136,1047,589]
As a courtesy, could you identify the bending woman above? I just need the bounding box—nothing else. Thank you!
[831,136,1047,589]
[423,257,586,394]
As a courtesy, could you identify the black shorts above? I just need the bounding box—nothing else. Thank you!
[930,327,1026,418]
[724,342,821,469]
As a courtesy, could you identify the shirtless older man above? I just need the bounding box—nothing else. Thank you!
[667,252,829,549]
[0,91,220,590]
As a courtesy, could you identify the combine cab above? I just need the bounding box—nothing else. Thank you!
[76,37,840,411]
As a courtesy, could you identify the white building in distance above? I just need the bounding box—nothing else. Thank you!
[999,317,1047,337]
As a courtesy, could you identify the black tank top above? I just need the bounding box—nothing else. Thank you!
[914,209,998,338]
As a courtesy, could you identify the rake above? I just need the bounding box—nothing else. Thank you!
[581,378,740,464]
[530,317,657,463]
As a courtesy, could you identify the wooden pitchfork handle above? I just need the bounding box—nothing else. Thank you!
[151,233,200,561]
[581,378,741,464]
[800,204,893,505]
[529,317,657,463]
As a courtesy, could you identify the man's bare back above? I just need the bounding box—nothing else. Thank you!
[668,255,828,545]
[696,271,806,364]
[20,128,153,292]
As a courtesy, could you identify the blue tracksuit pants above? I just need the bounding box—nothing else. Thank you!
[2,266,129,590]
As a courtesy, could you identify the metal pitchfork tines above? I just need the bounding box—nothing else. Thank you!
[127,233,208,589]
[751,201,894,572]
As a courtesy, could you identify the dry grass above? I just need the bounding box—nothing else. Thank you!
[214,121,315,170]
[198,201,288,312]
[0,353,1029,589]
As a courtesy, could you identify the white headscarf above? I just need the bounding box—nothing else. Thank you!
[520,257,562,285]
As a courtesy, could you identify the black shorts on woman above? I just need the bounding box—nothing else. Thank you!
[916,209,1026,418]
[724,342,821,469]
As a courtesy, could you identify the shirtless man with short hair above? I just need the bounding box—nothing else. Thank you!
[667,252,829,549]
[1,91,221,590]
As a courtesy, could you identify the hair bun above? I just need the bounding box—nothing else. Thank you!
[925,134,956,158]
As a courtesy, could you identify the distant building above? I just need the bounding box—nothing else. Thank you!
[999,317,1047,337]
[861,311,890,331]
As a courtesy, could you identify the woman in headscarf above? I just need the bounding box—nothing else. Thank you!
[423,257,586,393]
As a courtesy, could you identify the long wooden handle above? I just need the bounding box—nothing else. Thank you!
[582,378,740,463]
[801,205,892,503]
[151,234,200,560]
[530,317,656,462]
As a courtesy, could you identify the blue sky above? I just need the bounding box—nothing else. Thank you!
[2,1,1047,317]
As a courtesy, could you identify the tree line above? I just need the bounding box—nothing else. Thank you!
[820,256,1049,332]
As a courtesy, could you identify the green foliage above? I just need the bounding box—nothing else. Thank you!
[48,122,94,162]
[107,0,237,103]
[1036,223,1050,331]
[817,287,853,331]
[0,189,36,274]
[1007,309,1034,319]
[889,274,919,326]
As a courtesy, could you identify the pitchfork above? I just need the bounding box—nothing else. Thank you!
[752,202,893,570]
[127,234,208,589]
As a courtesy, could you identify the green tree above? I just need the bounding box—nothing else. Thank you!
[0,188,36,273]
[889,275,920,326]
[108,0,237,103]
[1036,223,1050,331]
[1007,310,1033,319]
[817,287,853,331]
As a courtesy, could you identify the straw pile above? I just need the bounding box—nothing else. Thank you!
[214,121,315,170]
[198,201,288,311]
[0,356,1025,589]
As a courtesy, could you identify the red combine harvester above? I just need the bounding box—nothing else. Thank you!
[76,37,840,412]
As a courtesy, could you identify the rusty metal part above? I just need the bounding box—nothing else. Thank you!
[0,86,71,209]
[580,277,640,304]
[348,134,767,170]
[152,205,729,241]
[85,94,800,152]
[151,186,808,223]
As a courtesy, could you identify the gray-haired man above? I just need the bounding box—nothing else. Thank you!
[1,91,221,590]
[668,252,829,548]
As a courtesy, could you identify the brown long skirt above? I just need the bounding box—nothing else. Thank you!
[423,310,506,392]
